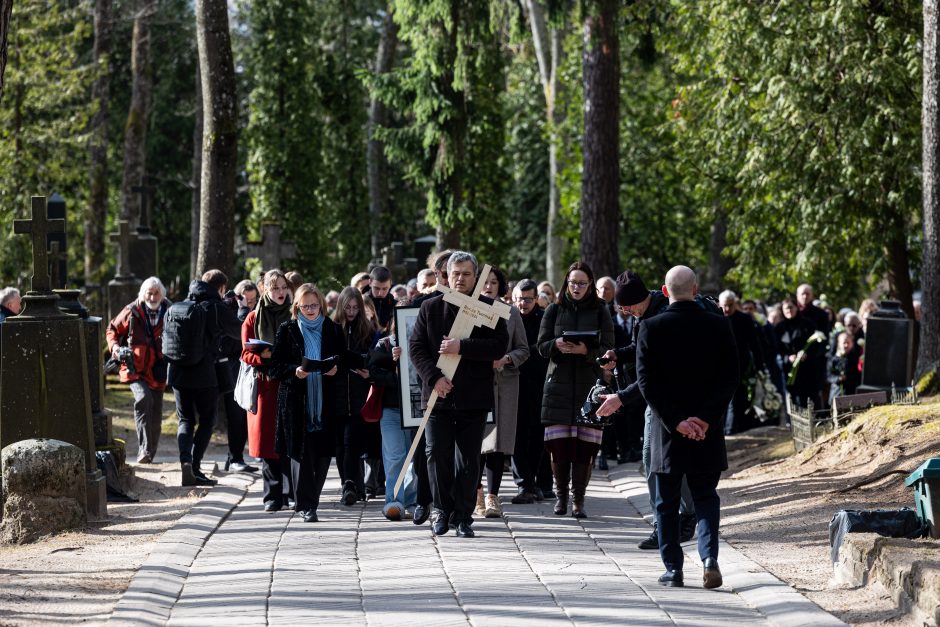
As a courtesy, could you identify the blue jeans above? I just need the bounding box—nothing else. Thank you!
[380,407,417,509]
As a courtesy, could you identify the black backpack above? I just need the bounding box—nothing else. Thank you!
[162,299,209,366]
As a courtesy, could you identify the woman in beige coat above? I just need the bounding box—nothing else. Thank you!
[476,267,530,517]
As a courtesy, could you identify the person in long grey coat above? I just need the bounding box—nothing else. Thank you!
[476,267,529,518]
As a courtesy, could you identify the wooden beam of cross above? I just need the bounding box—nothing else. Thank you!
[245,223,297,270]
[13,196,65,293]
[394,263,512,495]
[110,220,135,278]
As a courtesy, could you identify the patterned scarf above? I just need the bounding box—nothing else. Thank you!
[255,292,291,344]
[297,314,324,432]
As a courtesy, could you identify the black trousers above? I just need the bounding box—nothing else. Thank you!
[510,402,545,492]
[291,429,332,513]
[425,409,487,523]
[262,457,285,506]
[655,470,721,573]
[222,391,249,462]
[412,431,433,507]
[174,386,219,468]
[335,414,366,492]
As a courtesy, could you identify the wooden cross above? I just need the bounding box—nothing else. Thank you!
[13,196,65,293]
[131,183,155,234]
[110,220,135,278]
[245,223,297,270]
[394,263,512,495]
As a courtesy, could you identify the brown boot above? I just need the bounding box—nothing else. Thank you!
[551,462,570,515]
[571,462,592,519]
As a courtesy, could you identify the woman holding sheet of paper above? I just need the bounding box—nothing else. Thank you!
[241,269,293,512]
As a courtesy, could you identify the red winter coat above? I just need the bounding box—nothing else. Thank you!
[242,311,280,459]
[106,300,169,391]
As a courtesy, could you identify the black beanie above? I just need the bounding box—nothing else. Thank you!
[614,271,648,306]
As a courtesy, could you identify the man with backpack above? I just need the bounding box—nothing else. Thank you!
[164,269,241,486]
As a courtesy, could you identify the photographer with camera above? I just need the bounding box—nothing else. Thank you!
[106,277,172,464]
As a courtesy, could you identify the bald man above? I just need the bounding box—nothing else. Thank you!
[636,266,738,589]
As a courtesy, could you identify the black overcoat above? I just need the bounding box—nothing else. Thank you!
[408,293,509,412]
[269,317,343,460]
[636,300,739,475]
[537,294,615,426]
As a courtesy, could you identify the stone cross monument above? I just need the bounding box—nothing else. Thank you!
[129,183,158,279]
[245,223,297,271]
[1,196,106,520]
[107,219,141,323]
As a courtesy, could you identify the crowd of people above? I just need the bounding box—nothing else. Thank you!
[85,249,920,587]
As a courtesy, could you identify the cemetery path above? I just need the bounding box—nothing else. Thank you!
[109,464,844,627]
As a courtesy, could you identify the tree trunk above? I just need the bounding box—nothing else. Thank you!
[195,0,237,277]
[524,0,567,285]
[703,209,733,294]
[579,0,619,278]
[0,0,12,103]
[85,0,111,289]
[921,0,940,376]
[120,0,155,225]
[367,7,398,258]
[190,61,202,279]
[884,225,915,319]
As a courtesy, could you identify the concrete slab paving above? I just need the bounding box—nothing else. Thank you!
[110,463,846,626]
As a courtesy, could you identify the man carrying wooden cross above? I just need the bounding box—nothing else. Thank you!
[409,251,509,538]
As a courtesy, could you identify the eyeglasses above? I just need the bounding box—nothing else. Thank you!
[299,303,321,311]
[514,297,535,304]
[569,281,590,289]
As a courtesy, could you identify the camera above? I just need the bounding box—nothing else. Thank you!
[579,378,614,427]
[595,356,613,366]
[118,346,135,374]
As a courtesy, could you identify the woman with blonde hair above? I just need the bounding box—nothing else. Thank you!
[269,284,342,522]
[241,269,293,511]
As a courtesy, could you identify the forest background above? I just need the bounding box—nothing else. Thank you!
[0,1,933,356]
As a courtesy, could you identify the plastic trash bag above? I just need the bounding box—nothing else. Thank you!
[829,507,927,562]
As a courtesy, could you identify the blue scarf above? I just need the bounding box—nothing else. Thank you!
[297,315,324,432]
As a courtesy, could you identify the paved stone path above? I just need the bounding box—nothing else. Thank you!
[110,465,846,627]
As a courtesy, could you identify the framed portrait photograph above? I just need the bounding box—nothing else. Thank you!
[395,306,424,428]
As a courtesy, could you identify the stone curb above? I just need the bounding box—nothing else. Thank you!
[108,471,258,626]
[835,533,940,626]
[606,465,848,627]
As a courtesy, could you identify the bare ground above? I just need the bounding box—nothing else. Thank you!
[0,388,937,625]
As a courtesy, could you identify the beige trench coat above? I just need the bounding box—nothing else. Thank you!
[482,306,529,454]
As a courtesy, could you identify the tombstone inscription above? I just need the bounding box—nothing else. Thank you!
[1,196,106,520]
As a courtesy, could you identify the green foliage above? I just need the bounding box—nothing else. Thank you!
[371,1,508,249]
[0,0,92,286]
[666,0,922,304]
[241,0,380,288]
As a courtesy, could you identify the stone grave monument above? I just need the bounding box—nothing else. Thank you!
[129,183,158,279]
[46,193,68,288]
[858,300,915,392]
[369,241,419,284]
[0,196,106,520]
[245,222,297,271]
[107,220,141,323]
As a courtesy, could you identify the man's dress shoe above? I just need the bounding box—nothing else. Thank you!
[703,558,722,589]
[657,570,684,587]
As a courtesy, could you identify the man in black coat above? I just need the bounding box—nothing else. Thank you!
[719,290,766,434]
[509,278,549,503]
[166,270,242,486]
[636,266,738,589]
[409,251,509,538]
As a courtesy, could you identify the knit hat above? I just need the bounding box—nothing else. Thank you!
[614,271,648,306]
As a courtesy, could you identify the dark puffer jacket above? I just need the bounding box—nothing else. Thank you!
[537,293,614,426]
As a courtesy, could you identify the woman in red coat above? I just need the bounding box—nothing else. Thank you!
[242,269,293,511]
